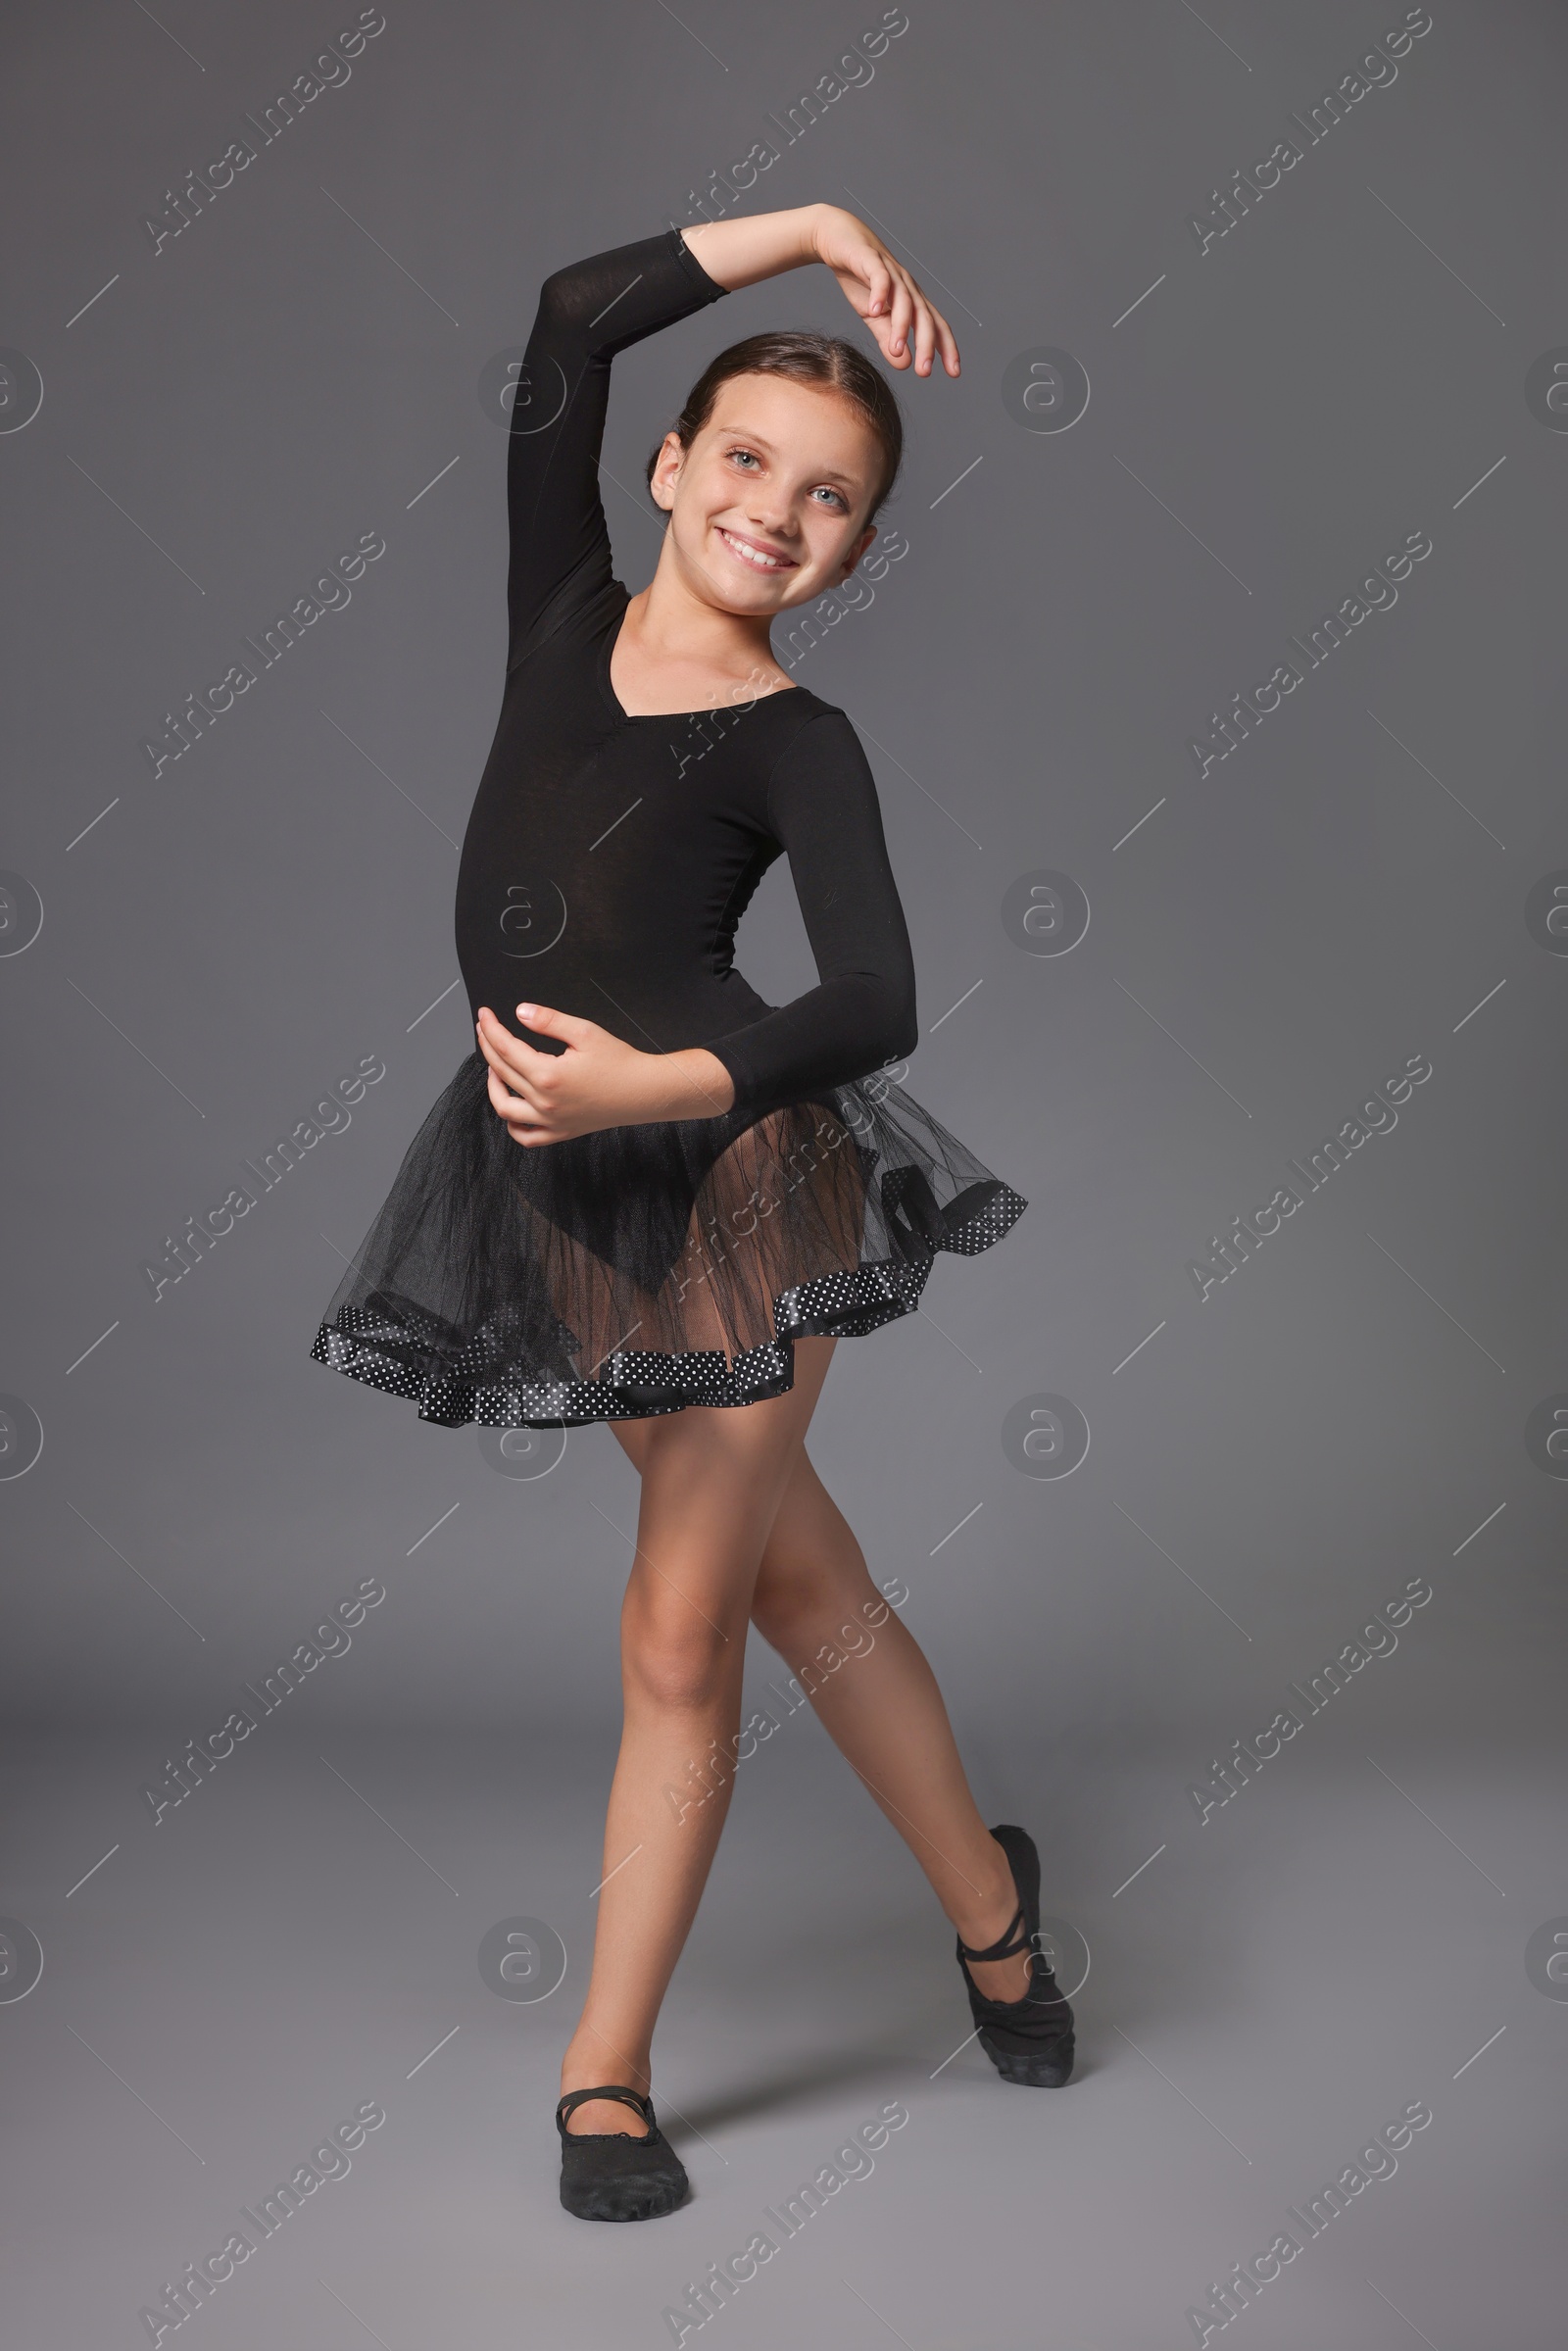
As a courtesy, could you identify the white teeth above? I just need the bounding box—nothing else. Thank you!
[720,528,789,570]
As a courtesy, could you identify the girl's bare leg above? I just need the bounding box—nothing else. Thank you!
[746,1444,1032,2004]
[604,1409,1033,2035]
[560,1337,839,2137]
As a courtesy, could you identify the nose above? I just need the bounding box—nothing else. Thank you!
[740,488,796,542]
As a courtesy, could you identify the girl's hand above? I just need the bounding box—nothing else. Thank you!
[810,205,960,379]
[476,1004,733,1144]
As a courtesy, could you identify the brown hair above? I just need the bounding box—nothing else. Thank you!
[644,330,904,522]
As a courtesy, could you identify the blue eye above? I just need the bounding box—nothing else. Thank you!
[726,449,847,511]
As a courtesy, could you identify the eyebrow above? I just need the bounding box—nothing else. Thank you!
[714,426,862,490]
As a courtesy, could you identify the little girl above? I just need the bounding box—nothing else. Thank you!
[314,200,1073,2220]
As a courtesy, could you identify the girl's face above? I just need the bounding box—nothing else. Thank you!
[651,374,882,614]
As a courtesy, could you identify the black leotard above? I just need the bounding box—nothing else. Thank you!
[313,226,1026,1430]
[453,226,918,1125]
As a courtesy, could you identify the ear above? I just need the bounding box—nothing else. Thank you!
[648,429,685,514]
[837,522,879,582]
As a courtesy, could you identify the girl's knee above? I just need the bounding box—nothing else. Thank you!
[622,1594,734,1712]
[751,1555,883,1659]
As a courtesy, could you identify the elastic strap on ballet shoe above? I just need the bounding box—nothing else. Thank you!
[556,2084,656,2137]
[956,1903,1033,1967]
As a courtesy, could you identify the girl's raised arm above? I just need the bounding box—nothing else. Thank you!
[680,202,960,379]
[503,229,727,670]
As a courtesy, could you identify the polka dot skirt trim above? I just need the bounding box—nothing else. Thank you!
[310,1180,1027,1430]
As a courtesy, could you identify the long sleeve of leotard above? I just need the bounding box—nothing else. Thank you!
[705,712,919,1123]
[504,227,727,670]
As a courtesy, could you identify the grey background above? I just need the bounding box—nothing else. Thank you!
[2,2,1563,2345]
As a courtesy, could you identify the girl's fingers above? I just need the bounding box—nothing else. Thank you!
[910,277,948,374]
[508,1112,562,1147]
[519,1001,596,1049]
[479,1015,585,1144]
[886,271,915,362]
[477,1020,536,1093]
[883,254,958,378]
[484,1049,569,1144]
[486,1063,536,1122]
[826,231,958,377]
[478,1003,537,1047]
[817,219,957,368]
[863,257,895,318]
[481,1042,527,1098]
[475,1014,508,1065]
[899,269,934,368]
[504,1113,550,1148]
[907,289,936,374]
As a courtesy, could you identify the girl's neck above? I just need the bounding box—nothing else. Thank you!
[629,570,775,667]
[616,570,793,705]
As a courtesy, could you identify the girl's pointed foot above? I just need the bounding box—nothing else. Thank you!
[556,2085,689,2221]
[955,1824,1075,2087]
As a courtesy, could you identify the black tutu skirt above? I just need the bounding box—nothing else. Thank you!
[310,1051,1027,1428]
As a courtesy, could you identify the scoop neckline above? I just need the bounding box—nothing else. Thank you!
[599,607,801,725]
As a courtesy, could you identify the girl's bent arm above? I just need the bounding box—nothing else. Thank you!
[675,206,823,291]
[703,711,918,1125]
[682,204,959,377]
[504,229,728,668]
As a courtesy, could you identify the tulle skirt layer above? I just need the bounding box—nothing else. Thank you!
[310,1051,1027,1428]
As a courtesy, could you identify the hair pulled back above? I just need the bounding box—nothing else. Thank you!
[645,330,904,522]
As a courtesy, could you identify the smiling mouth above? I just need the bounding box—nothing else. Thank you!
[717,526,797,572]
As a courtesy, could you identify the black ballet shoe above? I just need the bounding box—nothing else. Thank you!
[556,2085,690,2222]
[955,1823,1075,2087]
